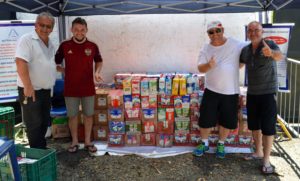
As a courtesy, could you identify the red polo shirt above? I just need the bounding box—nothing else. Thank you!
[55,38,102,97]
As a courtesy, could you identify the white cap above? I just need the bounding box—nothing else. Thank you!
[207,21,223,31]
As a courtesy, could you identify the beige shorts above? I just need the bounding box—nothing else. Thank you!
[65,96,95,117]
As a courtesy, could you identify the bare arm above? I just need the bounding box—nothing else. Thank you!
[16,58,35,101]
[94,62,103,82]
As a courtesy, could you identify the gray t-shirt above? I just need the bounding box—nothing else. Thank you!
[240,40,280,95]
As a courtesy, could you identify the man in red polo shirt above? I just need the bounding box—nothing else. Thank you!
[55,17,103,153]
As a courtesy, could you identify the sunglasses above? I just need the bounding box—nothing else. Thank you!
[208,28,222,35]
[38,23,53,30]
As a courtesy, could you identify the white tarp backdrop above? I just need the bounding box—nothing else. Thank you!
[65,13,258,83]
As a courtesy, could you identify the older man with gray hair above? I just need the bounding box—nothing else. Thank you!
[15,12,57,149]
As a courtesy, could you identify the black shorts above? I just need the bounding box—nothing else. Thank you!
[199,89,239,129]
[247,93,277,135]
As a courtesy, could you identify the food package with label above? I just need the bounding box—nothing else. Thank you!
[125,108,141,121]
[132,94,141,108]
[108,107,124,121]
[190,133,201,146]
[108,134,125,147]
[122,77,132,95]
[93,125,108,141]
[123,95,133,109]
[157,134,173,147]
[158,76,166,95]
[125,134,141,146]
[109,121,126,134]
[141,96,149,109]
[208,134,219,146]
[125,120,141,135]
[174,117,190,133]
[157,119,174,134]
[186,75,195,94]
[142,120,157,133]
[148,94,157,108]
[141,78,149,96]
[142,108,157,122]
[157,94,174,108]
[95,88,109,109]
[179,76,187,96]
[165,76,172,95]
[141,133,156,146]
[94,109,108,126]
[174,132,190,146]
[108,89,124,108]
[149,78,158,95]
[172,76,180,96]
[225,134,238,146]
[114,73,132,89]
[190,120,200,134]
[131,77,141,95]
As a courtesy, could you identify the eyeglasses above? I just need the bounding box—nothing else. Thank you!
[247,29,262,34]
[207,28,222,35]
[38,23,53,30]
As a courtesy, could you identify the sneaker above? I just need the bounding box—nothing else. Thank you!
[193,143,209,157]
[216,143,225,158]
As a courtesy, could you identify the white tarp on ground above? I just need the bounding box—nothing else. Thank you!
[92,142,252,158]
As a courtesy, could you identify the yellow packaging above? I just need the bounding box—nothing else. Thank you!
[172,77,180,95]
[122,77,132,95]
[179,77,187,96]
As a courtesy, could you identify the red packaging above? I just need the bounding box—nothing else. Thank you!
[108,134,125,147]
[131,77,141,95]
[190,133,201,146]
[157,95,174,108]
[225,134,238,147]
[166,108,174,121]
[157,119,174,134]
[132,94,141,108]
[149,94,157,108]
[114,73,132,89]
[108,89,124,108]
[156,134,173,147]
[174,133,190,146]
[125,108,141,120]
[141,108,157,122]
[141,133,156,146]
[141,96,149,109]
[125,134,141,146]
[142,120,156,133]
[190,121,200,134]
[208,134,219,146]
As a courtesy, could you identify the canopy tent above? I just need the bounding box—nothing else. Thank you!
[0,0,299,16]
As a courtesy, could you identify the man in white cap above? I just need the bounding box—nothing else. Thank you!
[193,21,247,158]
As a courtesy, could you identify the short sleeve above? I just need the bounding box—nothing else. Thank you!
[239,47,247,64]
[93,44,102,63]
[197,46,208,65]
[15,34,32,62]
[55,43,64,64]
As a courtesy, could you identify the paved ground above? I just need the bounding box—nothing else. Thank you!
[47,137,300,181]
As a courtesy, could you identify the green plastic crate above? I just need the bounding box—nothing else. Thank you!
[0,107,15,139]
[0,145,57,181]
[52,117,68,125]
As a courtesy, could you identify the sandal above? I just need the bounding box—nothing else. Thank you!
[244,154,263,161]
[68,145,79,153]
[262,164,275,174]
[84,144,97,153]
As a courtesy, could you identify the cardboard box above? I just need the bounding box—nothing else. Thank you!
[108,89,124,108]
[141,96,149,109]
[166,108,174,121]
[125,108,141,121]
[142,120,156,133]
[109,121,125,134]
[94,109,108,125]
[149,78,158,95]
[125,120,141,134]
[172,76,180,95]
[238,133,253,147]
[52,124,70,138]
[190,133,201,146]
[93,125,108,141]
[186,76,195,94]
[108,134,125,147]
[208,134,219,146]
[157,95,174,108]
[157,134,173,147]
[142,108,157,122]
[165,76,172,95]
[95,89,109,109]
[174,133,190,146]
[158,77,166,95]
[179,77,187,96]
[157,119,174,134]
[114,73,132,89]
[108,107,124,121]
[141,133,156,146]
[190,93,200,108]
[225,134,238,146]
[149,94,157,108]
[125,134,141,146]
